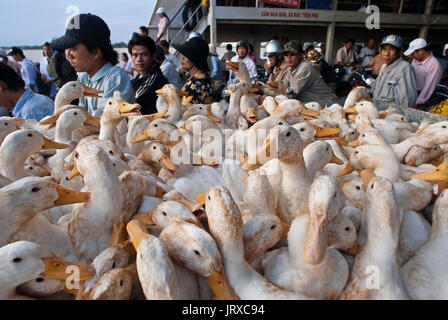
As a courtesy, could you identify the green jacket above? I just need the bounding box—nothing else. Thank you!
[47,54,77,89]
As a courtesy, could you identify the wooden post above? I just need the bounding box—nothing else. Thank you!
[209,0,218,46]
[420,0,434,39]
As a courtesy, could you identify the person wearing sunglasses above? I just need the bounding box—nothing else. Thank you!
[281,41,336,107]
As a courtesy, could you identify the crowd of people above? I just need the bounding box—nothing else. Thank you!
[1,10,448,123]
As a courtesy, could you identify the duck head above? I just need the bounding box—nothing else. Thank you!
[0,241,94,297]
[135,200,202,231]
[243,125,303,171]
[138,141,178,175]
[39,106,100,130]
[160,221,239,300]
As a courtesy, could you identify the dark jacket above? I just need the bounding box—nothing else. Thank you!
[132,63,168,115]
[47,54,77,89]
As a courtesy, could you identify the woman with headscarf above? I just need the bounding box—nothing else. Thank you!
[156,7,170,44]
[173,37,215,104]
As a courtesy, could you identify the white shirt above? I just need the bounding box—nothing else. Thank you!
[161,60,183,89]
[39,56,52,80]
[227,55,258,84]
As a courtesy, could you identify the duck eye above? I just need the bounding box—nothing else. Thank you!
[109,150,114,155]
[31,187,39,192]
[108,101,112,105]
[371,184,374,189]
[345,227,350,231]
[12,257,22,263]
[72,84,76,87]
[4,123,7,126]
[286,132,291,137]
[443,126,447,129]
[28,133,33,137]
[300,128,305,132]
[153,146,156,150]
[29,167,33,170]
[356,186,361,190]
[74,152,79,159]
[208,196,211,200]
[194,250,201,256]
[362,134,365,137]
[326,147,329,151]
[74,112,77,115]
[112,262,116,269]
[355,151,358,154]
[36,277,44,283]
[162,212,167,216]
[120,280,123,286]
[270,225,276,230]
[154,124,158,127]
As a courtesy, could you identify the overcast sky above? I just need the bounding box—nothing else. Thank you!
[0,0,156,47]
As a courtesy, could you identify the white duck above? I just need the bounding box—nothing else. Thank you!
[341,177,409,300]
[206,186,311,299]
[0,129,68,182]
[243,125,312,224]
[0,241,94,299]
[262,175,350,300]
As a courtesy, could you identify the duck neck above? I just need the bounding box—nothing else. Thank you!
[430,206,448,240]
[55,123,75,143]
[82,160,123,210]
[0,145,28,181]
[287,214,310,266]
[0,194,46,246]
[99,119,118,142]
[54,92,76,112]
[165,96,182,123]
[226,93,243,128]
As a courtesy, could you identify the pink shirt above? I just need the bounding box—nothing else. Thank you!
[8,59,22,76]
[157,17,169,42]
[412,53,443,104]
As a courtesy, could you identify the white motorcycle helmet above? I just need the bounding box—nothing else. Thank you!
[265,40,284,58]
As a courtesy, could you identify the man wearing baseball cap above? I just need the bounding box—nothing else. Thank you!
[371,35,417,108]
[0,49,22,76]
[279,41,336,106]
[51,13,134,116]
[404,38,443,107]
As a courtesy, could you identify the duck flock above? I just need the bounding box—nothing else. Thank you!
[1,66,448,300]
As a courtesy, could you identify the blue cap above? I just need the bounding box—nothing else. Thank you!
[380,35,403,49]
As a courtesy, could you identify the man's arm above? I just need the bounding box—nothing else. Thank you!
[416,62,444,105]
[286,64,312,99]
[22,63,37,92]
[246,58,258,82]
[396,64,418,107]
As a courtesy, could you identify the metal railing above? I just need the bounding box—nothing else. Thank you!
[215,0,434,13]
[171,2,207,44]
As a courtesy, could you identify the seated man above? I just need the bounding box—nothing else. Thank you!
[264,39,288,83]
[156,45,183,90]
[129,34,168,115]
[371,35,417,108]
[227,40,258,84]
[51,13,134,116]
[336,39,356,68]
[280,41,337,106]
[404,38,443,108]
[0,63,53,121]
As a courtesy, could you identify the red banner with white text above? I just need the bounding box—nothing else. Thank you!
[260,0,300,8]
